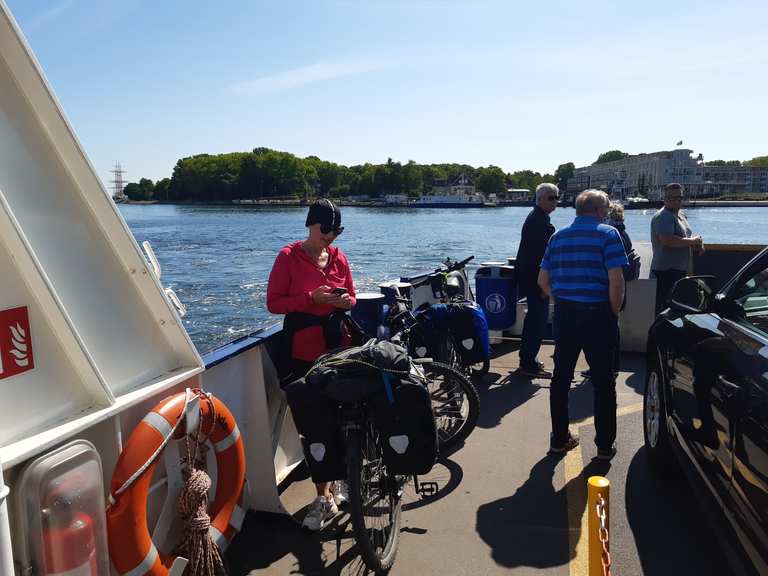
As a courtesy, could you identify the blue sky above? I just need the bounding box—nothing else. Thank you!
[6,0,768,187]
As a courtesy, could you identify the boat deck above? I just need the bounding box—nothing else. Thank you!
[227,342,733,575]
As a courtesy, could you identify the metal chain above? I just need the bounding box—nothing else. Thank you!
[596,494,612,576]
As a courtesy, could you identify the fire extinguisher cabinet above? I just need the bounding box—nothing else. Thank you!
[15,440,110,576]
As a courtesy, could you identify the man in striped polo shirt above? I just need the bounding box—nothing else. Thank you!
[538,190,628,459]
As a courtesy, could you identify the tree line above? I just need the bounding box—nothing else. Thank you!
[122,147,556,202]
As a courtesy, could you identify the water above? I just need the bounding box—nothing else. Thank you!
[119,204,768,353]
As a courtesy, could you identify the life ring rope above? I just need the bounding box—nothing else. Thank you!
[107,388,247,576]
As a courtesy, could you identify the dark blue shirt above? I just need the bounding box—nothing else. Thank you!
[541,216,629,303]
[516,206,555,298]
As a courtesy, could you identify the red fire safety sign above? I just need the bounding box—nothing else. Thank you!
[0,306,34,380]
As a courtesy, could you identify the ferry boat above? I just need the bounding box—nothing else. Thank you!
[414,173,490,207]
[0,4,765,575]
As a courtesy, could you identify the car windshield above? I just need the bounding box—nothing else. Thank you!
[733,262,768,336]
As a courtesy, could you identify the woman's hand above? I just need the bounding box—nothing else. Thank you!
[311,285,339,306]
[335,293,353,310]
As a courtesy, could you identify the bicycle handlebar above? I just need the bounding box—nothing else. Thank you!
[438,255,474,273]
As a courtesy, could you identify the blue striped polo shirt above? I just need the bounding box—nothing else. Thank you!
[540,216,629,303]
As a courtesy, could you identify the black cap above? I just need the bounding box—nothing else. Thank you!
[305,199,342,228]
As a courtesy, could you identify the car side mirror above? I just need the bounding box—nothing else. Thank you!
[669,275,718,314]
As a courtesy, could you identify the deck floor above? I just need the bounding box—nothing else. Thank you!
[227,341,733,575]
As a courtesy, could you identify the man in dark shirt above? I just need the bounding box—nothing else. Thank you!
[515,183,558,378]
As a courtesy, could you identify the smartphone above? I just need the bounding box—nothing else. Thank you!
[331,287,348,296]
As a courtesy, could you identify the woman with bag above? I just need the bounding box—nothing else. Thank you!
[267,198,357,531]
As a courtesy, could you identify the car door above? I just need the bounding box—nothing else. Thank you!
[666,281,735,505]
[721,258,768,568]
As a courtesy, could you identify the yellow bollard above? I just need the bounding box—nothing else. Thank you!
[588,476,610,576]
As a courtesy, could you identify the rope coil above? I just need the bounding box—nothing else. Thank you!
[175,393,227,576]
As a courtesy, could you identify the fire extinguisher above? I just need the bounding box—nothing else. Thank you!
[42,510,98,576]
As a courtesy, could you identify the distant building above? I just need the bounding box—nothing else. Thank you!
[702,164,768,196]
[431,173,475,195]
[568,149,702,200]
[568,149,768,199]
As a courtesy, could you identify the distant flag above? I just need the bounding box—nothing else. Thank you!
[676,140,683,146]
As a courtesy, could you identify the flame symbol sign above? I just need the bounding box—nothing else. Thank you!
[10,323,29,367]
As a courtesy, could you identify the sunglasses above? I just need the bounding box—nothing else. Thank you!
[547,195,559,201]
[668,196,683,200]
[320,225,344,235]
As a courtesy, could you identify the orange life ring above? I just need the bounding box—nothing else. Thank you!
[106,390,246,576]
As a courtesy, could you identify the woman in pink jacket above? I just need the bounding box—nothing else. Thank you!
[267,199,356,531]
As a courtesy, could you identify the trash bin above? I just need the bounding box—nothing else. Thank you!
[352,292,386,336]
[475,263,516,331]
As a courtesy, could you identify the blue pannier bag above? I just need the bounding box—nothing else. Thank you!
[410,304,451,361]
[447,300,491,364]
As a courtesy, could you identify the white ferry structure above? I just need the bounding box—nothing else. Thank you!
[413,173,490,207]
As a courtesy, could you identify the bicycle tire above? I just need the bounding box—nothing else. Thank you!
[422,361,480,452]
[347,425,402,573]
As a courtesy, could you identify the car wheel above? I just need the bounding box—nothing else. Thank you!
[643,356,671,466]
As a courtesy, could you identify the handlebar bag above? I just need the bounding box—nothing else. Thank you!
[447,301,491,364]
[372,376,437,475]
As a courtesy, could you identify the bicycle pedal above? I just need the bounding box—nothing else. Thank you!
[417,481,439,497]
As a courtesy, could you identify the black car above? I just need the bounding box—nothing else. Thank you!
[644,247,768,574]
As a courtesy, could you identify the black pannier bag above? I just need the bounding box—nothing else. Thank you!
[285,378,346,482]
[305,339,411,403]
[446,300,491,365]
[372,374,438,475]
[410,304,450,361]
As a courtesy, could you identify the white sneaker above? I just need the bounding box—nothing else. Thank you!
[332,480,349,508]
[302,496,338,531]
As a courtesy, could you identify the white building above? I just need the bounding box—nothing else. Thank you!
[568,149,768,199]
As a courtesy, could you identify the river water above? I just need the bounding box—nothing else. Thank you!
[119,204,768,353]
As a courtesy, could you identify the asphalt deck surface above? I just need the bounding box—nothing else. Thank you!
[227,341,735,575]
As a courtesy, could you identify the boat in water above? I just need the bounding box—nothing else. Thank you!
[414,173,491,207]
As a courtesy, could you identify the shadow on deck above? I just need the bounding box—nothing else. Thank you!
[227,342,734,575]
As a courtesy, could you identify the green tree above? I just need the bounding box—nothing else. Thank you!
[745,156,768,167]
[595,150,630,164]
[705,159,742,166]
[475,166,506,195]
[554,162,575,189]
[154,178,171,201]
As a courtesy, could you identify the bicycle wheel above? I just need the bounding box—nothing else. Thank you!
[347,423,402,573]
[422,361,480,451]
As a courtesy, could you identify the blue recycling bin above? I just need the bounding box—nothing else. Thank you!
[351,292,386,336]
[475,263,517,331]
